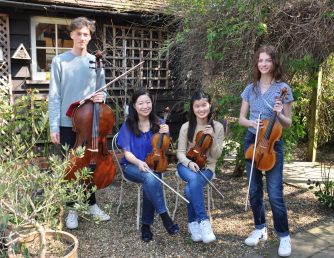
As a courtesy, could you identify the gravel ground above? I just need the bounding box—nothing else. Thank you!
[63,157,334,258]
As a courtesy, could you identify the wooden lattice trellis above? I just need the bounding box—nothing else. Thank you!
[103,25,169,90]
[0,14,12,158]
[103,24,170,129]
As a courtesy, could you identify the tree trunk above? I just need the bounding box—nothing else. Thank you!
[233,162,245,177]
[35,222,47,258]
[307,67,322,162]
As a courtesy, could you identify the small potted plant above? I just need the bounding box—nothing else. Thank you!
[0,135,95,257]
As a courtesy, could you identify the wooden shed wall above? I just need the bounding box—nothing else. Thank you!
[1,6,184,141]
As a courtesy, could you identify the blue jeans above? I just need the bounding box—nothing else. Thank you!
[177,163,213,223]
[244,130,289,237]
[122,163,167,225]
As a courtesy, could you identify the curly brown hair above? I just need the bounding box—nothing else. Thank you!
[252,45,284,92]
[68,17,96,34]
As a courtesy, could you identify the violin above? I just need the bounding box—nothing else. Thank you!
[65,51,116,190]
[186,108,219,169]
[244,87,289,171]
[145,107,171,172]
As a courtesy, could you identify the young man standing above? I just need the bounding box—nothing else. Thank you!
[48,17,110,229]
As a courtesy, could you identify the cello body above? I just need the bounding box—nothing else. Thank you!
[65,101,116,190]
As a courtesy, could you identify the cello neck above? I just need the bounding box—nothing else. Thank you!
[92,51,103,139]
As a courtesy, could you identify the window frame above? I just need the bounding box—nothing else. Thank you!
[30,16,73,80]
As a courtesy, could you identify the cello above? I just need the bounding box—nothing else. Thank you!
[186,108,219,169]
[145,107,171,172]
[244,87,289,171]
[65,51,116,190]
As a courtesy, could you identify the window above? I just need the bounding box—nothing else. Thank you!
[30,16,73,80]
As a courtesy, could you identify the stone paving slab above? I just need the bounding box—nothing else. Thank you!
[311,246,334,258]
[283,161,333,189]
[243,231,331,258]
[243,220,334,258]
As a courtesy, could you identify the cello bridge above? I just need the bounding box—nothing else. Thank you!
[260,145,267,149]
[193,150,199,154]
[154,154,161,157]
[87,148,98,152]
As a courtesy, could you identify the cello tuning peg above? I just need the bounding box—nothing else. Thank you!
[89,60,95,64]
[274,96,278,99]
[102,61,106,64]
[285,97,289,100]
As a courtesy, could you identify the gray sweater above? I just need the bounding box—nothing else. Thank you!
[48,51,106,133]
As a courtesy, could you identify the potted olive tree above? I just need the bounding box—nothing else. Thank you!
[0,90,96,258]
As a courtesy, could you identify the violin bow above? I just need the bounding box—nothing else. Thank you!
[245,112,262,211]
[144,167,190,204]
[79,61,145,106]
[195,168,224,199]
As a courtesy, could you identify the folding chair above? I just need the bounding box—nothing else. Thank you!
[111,133,168,230]
[111,133,142,230]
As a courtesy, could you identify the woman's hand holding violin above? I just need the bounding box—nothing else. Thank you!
[159,124,169,134]
[273,99,284,117]
[203,125,214,138]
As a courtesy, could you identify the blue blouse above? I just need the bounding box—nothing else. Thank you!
[117,119,163,165]
[241,81,294,134]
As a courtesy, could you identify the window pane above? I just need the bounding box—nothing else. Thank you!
[58,25,72,48]
[37,48,56,72]
[36,23,56,47]
[58,49,70,55]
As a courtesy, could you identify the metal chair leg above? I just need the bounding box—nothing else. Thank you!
[172,171,180,221]
[207,184,212,223]
[136,185,141,230]
[117,177,124,215]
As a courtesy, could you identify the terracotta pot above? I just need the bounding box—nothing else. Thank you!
[7,230,79,258]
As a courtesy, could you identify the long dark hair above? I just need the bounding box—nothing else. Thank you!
[126,89,160,137]
[187,90,214,142]
[252,45,284,93]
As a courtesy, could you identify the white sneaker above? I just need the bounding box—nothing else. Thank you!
[88,204,110,221]
[199,220,216,243]
[245,227,268,246]
[278,235,291,257]
[66,210,78,229]
[188,221,202,242]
